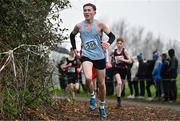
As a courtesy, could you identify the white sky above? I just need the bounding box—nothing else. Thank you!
[59,0,180,50]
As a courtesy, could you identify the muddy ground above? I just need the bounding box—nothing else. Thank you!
[14,97,180,121]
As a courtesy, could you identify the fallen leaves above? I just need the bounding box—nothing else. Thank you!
[2,100,180,120]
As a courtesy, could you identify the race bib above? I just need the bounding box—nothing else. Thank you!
[115,56,124,63]
[84,40,97,50]
[68,67,75,72]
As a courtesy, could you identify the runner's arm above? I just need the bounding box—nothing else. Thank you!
[123,49,132,64]
[70,24,80,49]
[101,22,115,44]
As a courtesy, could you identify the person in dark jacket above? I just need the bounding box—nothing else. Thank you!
[160,53,170,101]
[146,59,156,101]
[135,53,147,99]
[168,48,178,102]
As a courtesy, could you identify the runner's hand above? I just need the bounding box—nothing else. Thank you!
[106,62,112,69]
[102,41,110,50]
[73,49,81,58]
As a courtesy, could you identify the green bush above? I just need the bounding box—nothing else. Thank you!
[0,0,70,118]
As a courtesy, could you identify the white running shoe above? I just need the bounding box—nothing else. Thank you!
[127,95,135,99]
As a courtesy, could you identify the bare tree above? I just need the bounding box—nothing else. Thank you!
[153,36,164,53]
[128,26,144,56]
[142,32,154,59]
[107,18,178,62]
[111,19,129,37]
[109,19,129,53]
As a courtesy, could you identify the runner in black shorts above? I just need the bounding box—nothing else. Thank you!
[110,37,132,107]
[61,48,80,102]
[70,3,115,118]
[81,56,106,70]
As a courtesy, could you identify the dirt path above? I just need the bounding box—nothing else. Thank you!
[51,96,180,121]
[15,96,180,120]
[55,96,180,112]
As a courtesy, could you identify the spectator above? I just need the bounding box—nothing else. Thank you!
[168,48,178,102]
[136,53,147,99]
[146,59,156,101]
[58,57,68,91]
[152,50,162,101]
[126,59,135,99]
[161,53,170,101]
[130,58,139,98]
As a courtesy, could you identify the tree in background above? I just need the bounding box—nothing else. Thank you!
[109,18,180,62]
[142,32,155,59]
[128,26,144,56]
[109,19,129,53]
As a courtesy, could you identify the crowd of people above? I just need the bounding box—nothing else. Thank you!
[58,3,179,118]
[120,48,178,103]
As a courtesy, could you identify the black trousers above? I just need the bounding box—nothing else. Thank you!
[139,79,145,96]
[162,79,170,100]
[133,79,145,97]
[146,79,154,97]
[133,80,139,97]
[169,79,177,101]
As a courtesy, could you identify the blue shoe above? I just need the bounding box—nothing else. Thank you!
[89,97,96,111]
[99,108,108,118]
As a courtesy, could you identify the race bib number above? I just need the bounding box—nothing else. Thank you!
[84,40,97,50]
[115,56,124,63]
[68,67,75,72]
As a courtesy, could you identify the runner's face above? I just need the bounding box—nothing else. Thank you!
[83,6,96,21]
[117,41,123,49]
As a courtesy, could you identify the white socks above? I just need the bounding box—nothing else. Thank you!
[91,91,96,99]
[99,101,105,109]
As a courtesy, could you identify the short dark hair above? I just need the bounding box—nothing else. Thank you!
[83,3,96,11]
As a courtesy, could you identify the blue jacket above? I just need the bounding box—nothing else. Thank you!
[152,59,162,81]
